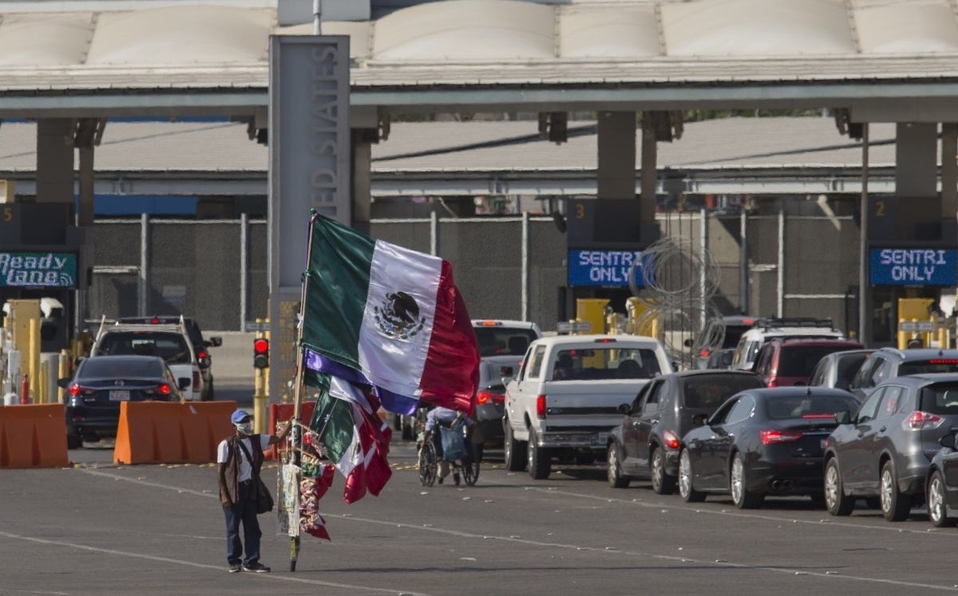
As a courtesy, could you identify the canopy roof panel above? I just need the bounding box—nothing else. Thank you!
[0,0,956,98]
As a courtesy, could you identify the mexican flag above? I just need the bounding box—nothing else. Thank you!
[302,214,480,416]
[309,375,392,504]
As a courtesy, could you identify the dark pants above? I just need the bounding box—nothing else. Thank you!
[223,480,261,566]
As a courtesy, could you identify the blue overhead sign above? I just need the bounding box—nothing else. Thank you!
[0,252,77,288]
[568,250,647,287]
[870,248,958,286]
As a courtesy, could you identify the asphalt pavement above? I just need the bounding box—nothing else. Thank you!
[5,426,958,596]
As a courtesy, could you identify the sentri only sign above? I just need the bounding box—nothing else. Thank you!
[869,248,958,286]
[0,252,77,288]
[568,250,648,287]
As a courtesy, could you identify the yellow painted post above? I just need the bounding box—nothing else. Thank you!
[58,350,70,404]
[38,361,48,404]
[28,317,39,402]
[253,318,267,434]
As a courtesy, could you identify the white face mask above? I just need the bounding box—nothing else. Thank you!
[235,422,252,435]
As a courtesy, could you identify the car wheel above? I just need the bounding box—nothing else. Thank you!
[880,460,912,522]
[607,443,630,488]
[650,448,676,495]
[928,471,957,528]
[527,429,551,480]
[730,453,764,509]
[67,432,81,450]
[824,457,854,516]
[679,449,706,503]
[504,421,527,472]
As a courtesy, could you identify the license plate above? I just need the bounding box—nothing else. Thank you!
[591,432,609,446]
[110,390,130,402]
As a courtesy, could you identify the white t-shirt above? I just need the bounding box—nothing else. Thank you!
[217,435,271,482]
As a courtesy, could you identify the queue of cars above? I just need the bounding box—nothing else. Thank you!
[61,314,220,449]
[483,314,958,531]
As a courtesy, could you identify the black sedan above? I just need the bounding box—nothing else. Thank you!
[678,387,860,509]
[473,382,506,449]
[61,355,189,449]
[607,369,764,493]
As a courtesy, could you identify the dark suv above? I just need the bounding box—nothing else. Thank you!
[118,316,222,400]
[847,348,958,402]
[823,373,958,521]
[607,369,765,493]
[752,338,864,388]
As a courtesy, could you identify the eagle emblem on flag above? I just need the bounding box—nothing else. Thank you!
[373,291,426,340]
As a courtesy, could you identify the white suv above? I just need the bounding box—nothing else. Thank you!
[90,319,203,401]
[729,317,844,372]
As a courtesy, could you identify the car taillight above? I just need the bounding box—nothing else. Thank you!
[144,384,172,396]
[699,349,710,358]
[198,351,207,360]
[767,379,778,388]
[662,430,680,450]
[476,390,504,405]
[760,429,803,444]
[68,384,95,397]
[536,395,547,419]
[903,410,944,430]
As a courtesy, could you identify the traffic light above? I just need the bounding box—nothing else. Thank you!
[253,338,269,369]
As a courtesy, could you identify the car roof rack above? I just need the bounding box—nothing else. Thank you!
[753,317,834,330]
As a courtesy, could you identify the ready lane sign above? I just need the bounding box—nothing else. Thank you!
[568,250,649,287]
[0,252,77,288]
[870,248,958,286]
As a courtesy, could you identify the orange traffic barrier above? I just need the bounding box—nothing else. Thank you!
[0,404,69,468]
[114,401,236,465]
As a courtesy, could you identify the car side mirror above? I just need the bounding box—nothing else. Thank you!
[692,413,708,426]
[617,403,631,415]
[835,411,851,425]
[177,377,191,390]
[941,433,956,449]
[209,337,223,348]
[57,378,71,388]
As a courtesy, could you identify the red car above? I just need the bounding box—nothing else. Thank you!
[751,338,865,388]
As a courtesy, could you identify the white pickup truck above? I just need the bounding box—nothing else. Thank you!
[503,334,673,480]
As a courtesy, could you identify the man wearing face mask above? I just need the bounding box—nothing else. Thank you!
[217,409,291,573]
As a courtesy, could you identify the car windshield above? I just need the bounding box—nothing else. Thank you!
[81,358,165,379]
[682,375,764,408]
[97,332,192,364]
[920,383,958,414]
[474,327,538,357]
[778,346,856,377]
[722,326,750,349]
[551,348,660,381]
[765,394,861,420]
[899,360,958,376]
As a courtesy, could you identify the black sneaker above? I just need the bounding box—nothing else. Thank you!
[437,475,444,485]
[453,472,461,486]
[228,564,243,573]
[242,563,270,573]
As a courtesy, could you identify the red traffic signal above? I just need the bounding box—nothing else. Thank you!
[253,338,270,369]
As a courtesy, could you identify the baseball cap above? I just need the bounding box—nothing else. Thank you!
[231,409,251,424]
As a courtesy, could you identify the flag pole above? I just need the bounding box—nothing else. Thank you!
[288,209,320,572]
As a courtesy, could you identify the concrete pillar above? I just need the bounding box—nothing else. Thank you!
[597,112,637,201]
[640,113,658,226]
[78,146,94,226]
[352,130,372,236]
[895,123,937,198]
[36,119,74,205]
[941,123,957,220]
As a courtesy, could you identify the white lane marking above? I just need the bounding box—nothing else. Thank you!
[0,530,428,596]
[525,486,958,537]
[74,468,958,592]
[0,589,70,595]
